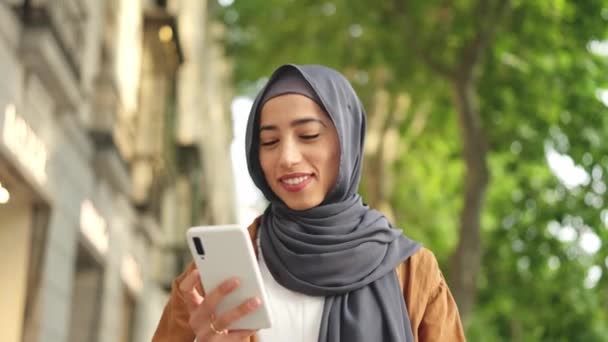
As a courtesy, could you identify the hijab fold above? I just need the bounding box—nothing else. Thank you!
[246,64,421,342]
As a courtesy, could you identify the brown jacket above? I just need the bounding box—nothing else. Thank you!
[152,219,466,341]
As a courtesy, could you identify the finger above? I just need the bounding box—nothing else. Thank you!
[213,297,262,332]
[188,278,241,337]
[178,269,199,293]
[195,275,204,296]
[227,330,258,340]
[201,277,240,314]
[179,270,204,312]
[200,327,257,341]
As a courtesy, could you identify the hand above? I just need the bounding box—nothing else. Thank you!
[179,269,262,341]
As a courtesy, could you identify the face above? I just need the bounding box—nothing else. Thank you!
[258,94,340,211]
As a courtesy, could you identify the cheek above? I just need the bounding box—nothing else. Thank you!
[258,152,274,178]
[319,144,340,180]
[329,140,341,182]
[329,151,340,179]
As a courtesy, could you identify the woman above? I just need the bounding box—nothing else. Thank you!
[153,64,465,341]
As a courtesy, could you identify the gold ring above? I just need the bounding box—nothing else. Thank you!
[209,314,228,335]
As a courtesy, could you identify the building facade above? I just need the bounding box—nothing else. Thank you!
[0,1,236,341]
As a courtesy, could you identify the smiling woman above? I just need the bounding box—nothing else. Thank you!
[257,74,340,210]
[152,64,465,342]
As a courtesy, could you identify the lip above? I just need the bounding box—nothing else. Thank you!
[279,173,313,193]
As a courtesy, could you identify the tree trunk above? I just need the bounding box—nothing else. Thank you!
[363,88,390,208]
[448,76,490,321]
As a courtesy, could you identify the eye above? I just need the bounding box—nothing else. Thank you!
[300,134,320,140]
[260,139,278,147]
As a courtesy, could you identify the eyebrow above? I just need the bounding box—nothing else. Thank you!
[259,118,327,132]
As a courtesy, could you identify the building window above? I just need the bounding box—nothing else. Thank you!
[68,244,104,342]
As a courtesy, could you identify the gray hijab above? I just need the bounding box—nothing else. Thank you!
[246,64,421,342]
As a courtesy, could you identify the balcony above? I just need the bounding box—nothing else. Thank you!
[14,0,87,111]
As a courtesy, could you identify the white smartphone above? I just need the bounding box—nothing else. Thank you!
[186,225,272,330]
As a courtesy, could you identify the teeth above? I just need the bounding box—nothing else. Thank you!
[283,176,309,185]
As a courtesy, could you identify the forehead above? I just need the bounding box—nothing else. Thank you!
[259,94,331,124]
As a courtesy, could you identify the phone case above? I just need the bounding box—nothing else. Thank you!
[186,225,273,330]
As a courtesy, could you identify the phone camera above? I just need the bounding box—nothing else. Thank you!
[193,237,205,257]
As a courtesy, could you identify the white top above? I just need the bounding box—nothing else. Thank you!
[256,236,325,342]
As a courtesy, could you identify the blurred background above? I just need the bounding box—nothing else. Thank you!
[0,0,607,341]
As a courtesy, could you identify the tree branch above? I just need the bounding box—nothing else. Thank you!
[417,47,455,77]
[398,0,456,78]
[458,0,512,80]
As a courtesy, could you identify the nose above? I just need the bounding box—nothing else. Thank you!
[278,138,302,169]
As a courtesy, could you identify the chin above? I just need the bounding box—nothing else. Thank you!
[283,198,322,211]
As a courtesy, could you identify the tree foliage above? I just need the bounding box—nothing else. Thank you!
[215,0,608,340]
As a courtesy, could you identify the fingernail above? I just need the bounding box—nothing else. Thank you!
[222,278,239,291]
[249,297,261,308]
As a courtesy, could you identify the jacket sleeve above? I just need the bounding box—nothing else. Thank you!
[402,248,466,341]
[151,262,197,342]
[418,274,465,341]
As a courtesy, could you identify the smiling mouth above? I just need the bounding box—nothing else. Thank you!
[282,175,310,185]
[279,174,313,192]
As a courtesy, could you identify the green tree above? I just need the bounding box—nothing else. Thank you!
[216,0,608,339]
